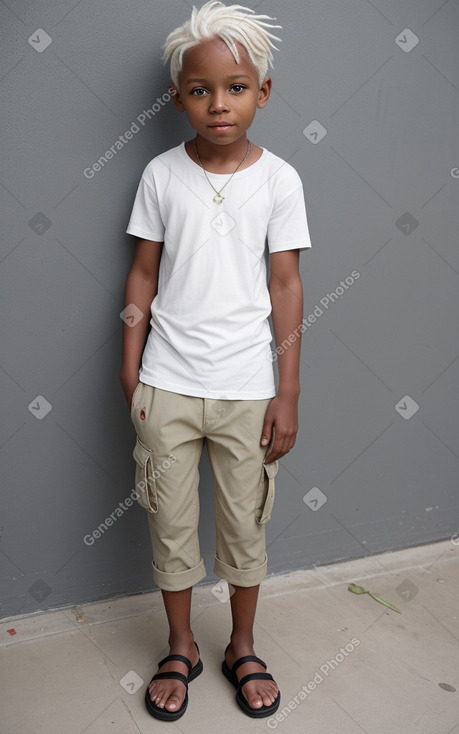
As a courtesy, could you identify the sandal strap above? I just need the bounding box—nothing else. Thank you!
[151,671,189,688]
[231,655,267,674]
[157,653,192,671]
[238,671,274,690]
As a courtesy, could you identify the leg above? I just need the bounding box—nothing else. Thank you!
[224,584,279,709]
[205,398,280,711]
[147,587,201,712]
[133,386,206,715]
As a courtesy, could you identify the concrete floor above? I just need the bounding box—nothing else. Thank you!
[1,540,458,734]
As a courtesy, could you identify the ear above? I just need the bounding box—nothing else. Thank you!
[169,84,185,112]
[257,77,272,109]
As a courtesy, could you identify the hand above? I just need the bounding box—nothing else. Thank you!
[260,393,299,464]
[119,369,140,410]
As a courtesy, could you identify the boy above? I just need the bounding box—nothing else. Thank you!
[121,1,312,722]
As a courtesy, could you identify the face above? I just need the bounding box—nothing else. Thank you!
[171,37,271,148]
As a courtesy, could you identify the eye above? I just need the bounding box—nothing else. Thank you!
[230,84,246,93]
[191,87,208,96]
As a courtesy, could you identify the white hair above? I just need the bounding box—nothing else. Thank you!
[163,1,282,87]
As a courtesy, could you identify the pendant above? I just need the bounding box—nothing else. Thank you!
[213,193,224,204]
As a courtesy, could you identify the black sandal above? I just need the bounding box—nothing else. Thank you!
[145,641,203,721]
[222,645,280,718]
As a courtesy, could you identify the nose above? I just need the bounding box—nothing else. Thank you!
[209,91,229,113]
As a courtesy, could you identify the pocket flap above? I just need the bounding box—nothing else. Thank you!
[263,460,278,480]
[132,437,158,513]
[133,437,151,468]
[256,460,278,524]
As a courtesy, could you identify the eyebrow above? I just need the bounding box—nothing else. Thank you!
[185,74,251,84]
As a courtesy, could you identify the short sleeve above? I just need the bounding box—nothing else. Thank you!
[126,169,165,242]
[267,173,312,254]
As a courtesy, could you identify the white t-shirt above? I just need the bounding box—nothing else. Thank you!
[126,142,312,399]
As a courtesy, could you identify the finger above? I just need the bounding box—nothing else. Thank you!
[264,435,284,463]
[260,416,274,447]
[264,434,295,463]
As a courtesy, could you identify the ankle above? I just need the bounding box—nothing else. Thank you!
[168,629,194,648]
[229,632,254,652]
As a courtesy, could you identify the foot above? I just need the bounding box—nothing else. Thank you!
[148,636,200,713]
[224,641,279,710]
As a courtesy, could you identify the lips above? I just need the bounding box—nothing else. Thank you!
[208,122,233,128]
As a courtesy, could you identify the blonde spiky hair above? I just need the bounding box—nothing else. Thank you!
[163,1,282,87]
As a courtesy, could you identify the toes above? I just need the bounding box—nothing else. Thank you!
[149,683,185,711]
[254,692,274,708]
[263,689,278,707]
[246,684,279,709]
[165,693,182,711]
[243,685,268,709]
[248,694,264,709]
[148,682,160,703]
[149,685,166,708]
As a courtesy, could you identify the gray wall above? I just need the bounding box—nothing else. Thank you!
[1,0,458,619]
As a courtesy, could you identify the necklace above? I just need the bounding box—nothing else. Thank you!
[193,138,251,204]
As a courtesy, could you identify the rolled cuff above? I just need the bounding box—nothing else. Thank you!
[152,558,207,591]
[213,553,267,587]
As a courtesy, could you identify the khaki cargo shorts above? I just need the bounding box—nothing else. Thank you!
[130,383,278,592]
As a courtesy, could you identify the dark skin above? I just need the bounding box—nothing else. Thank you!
[120,37,304,714]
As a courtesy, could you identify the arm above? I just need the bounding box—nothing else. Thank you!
[119,238,163,408]
[261,249,304,463]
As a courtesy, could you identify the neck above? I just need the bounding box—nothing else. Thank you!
[194,135,249,165]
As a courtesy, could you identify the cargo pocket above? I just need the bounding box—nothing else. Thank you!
[133,436,158,513]
[255,460,278,524]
